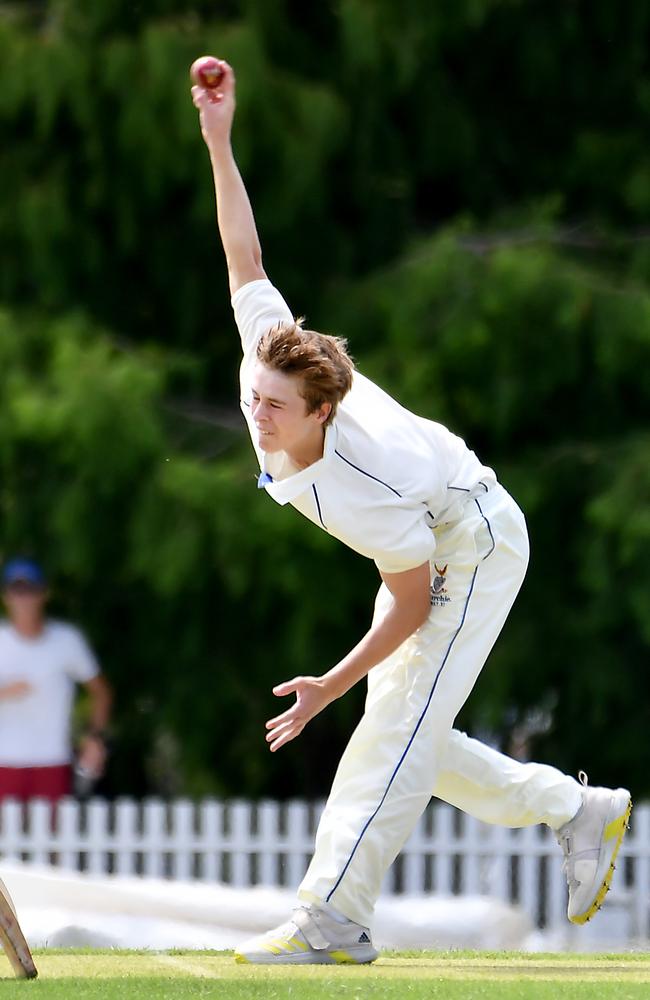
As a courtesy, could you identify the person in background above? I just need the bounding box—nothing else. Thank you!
[0,558,112,802]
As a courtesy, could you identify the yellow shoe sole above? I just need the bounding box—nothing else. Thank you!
[570,798,632,925]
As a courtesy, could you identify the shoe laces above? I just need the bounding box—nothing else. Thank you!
[558,836,579,888]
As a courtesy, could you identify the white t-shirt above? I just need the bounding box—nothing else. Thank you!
[0,620,99,767]
[233,279,496,574]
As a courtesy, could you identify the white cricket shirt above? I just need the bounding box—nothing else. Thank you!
[0,620,99,767]
[233,279,496,573]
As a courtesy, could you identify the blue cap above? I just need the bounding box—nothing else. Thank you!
[1,558,47,588]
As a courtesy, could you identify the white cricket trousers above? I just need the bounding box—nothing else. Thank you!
[298,484,583,927]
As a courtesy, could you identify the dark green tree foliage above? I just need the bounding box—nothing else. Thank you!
[0,1,648,796]
[1,1,648,380]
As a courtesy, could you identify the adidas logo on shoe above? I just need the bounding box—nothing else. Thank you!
[234,905,378,965]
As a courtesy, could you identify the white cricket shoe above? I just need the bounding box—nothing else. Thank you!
[556,772,632,925]
[234,904,378,965]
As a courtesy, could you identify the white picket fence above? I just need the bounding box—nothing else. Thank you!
[1,797,648,940]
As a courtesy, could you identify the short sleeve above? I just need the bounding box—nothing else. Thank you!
[231,279,294,360]
[372,517,437,575]
[63,626,100,683]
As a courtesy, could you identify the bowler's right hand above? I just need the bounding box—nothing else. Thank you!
[191,60,236,150]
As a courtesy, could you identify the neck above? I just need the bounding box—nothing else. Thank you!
[288,425,326,470]
[12,619,45,639]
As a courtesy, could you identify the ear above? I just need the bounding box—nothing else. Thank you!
[315,401,332,425]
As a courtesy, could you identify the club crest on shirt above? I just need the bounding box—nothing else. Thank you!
[430,563,451,606]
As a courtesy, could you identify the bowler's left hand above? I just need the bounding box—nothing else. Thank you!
[266,676,334,751]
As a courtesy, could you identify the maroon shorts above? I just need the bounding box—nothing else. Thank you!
[0,765,72,803]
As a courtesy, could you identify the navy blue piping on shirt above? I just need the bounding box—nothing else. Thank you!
[325,536,493,906]
[448,482,490,494]
[474,498,495,560]
[312,485,327,530]
[334,450,402,498]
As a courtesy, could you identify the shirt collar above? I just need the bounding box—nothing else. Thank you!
[257,422,338,505]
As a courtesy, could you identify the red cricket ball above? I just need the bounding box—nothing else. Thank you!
[190,56,225,90]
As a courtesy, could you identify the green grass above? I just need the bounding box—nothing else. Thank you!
[1,950,649,999]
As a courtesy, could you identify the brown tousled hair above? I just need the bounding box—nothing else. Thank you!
[256,320,354,426]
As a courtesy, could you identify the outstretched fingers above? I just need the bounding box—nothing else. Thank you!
[265,706,298,730]
[264,675,331,751]
[268,724,304,752]
[265,678,307,751]
[266,717,304,751]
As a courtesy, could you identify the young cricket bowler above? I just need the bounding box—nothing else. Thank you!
[192,60,631,965]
